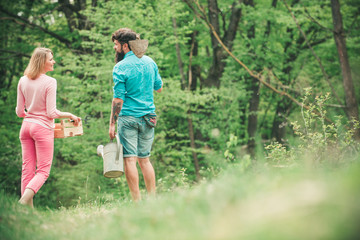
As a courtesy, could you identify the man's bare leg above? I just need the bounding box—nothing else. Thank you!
[124,157,141,202]
[138,157,156,196]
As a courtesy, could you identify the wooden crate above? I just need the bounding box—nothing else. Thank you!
[54,119,83,138]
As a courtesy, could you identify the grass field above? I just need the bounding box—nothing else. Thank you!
[1,159,360,240]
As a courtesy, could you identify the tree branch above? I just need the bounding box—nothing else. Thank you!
[282,0,343,107]
[187,0,334,124]
[346,13,359,36]
[304,7,335,33]
[301,36,332,50]
[32,5,62,21]
[207,0,221,47]
[0,6,72,47]
[182,0,206,21]
[0,16,26,26]
[0,49,31,58]
[222,1,242,51]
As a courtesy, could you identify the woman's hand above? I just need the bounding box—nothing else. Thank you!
[70,114,81,126]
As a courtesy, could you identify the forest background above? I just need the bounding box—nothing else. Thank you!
[0,0,360,211]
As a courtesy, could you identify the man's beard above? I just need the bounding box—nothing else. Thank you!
[115,51,125,63]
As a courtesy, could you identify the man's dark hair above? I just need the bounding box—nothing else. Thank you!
[111,28,137,50]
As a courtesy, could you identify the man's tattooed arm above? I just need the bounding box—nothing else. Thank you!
[110,98,123,125]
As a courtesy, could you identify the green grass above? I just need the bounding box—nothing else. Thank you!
[1,160,360,240]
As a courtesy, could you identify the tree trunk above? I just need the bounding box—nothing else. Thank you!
[244,0,258,156]
[187,31,202,180]
[187,111,201,181]
[271,101,287,142]
[172,16,186,90]
[271,0,306,143]
[331,0,360,139]
[188,31,201,91]
[246,0,275,156]
[58,0,92,32]
[205,0,242,88]
[247,79,260,156]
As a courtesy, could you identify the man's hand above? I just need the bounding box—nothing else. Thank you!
[108,98,123,140]
[109,123,116,140]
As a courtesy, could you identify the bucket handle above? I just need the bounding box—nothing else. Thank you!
[109,135,121,163]
[115,135,120,164]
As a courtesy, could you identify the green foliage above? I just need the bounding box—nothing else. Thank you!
[265,89,360,166]
[1,0,360,210]
[265,141,294,165]
[0,82,23,195]
[224,134,239,161]
[1,157,360,240]
[151,81,248,184]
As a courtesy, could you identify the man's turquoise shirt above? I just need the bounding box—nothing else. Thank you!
[112,51,162,117]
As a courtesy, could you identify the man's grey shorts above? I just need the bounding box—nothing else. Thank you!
[118,115,154,158]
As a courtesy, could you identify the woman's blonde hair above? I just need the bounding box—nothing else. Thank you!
[24,47,53,79]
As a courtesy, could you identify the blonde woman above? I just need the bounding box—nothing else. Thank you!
[16,47,80,207]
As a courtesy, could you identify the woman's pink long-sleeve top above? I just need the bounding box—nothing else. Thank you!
[16,74,61,129]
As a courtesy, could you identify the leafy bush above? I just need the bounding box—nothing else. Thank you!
[265,89,360,166]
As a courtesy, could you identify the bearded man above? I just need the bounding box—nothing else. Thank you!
[108,28,163,202]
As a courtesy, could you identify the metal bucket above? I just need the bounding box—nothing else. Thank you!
[97,135,124,178]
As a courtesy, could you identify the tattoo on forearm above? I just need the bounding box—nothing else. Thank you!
[111,101,122,124]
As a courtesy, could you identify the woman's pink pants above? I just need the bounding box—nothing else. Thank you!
[19,121,54,195]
